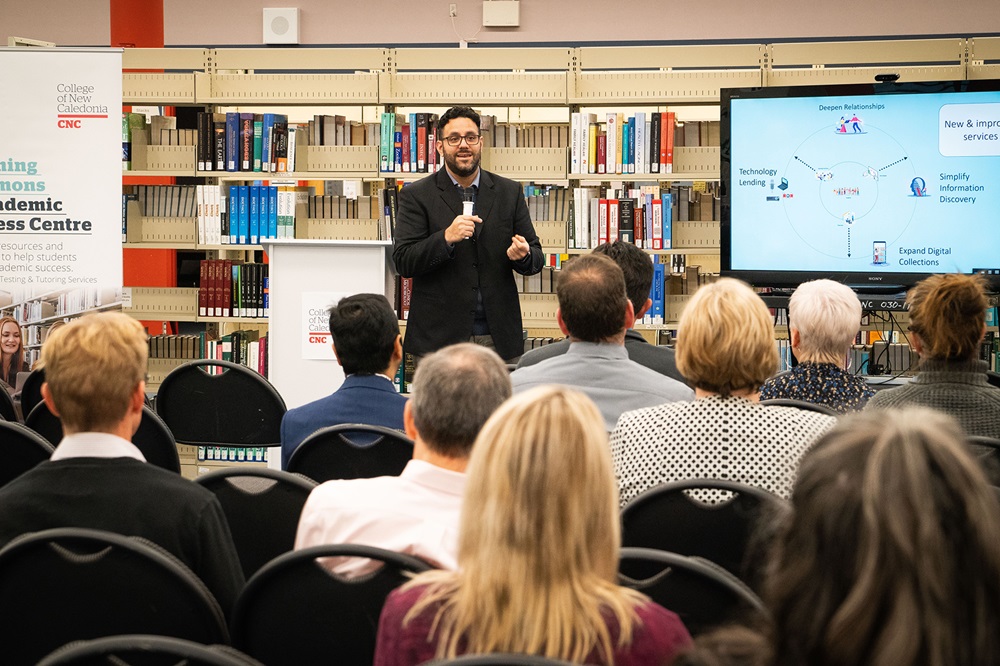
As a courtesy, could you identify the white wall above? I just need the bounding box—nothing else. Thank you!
[3,0,999,48]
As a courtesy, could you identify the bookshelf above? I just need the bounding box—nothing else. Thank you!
[117,38,994,351]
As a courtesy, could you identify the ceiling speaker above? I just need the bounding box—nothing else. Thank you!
[263,8,299,45]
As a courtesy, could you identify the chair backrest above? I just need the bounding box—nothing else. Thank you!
[286,423,414,483]
[0,419,54,488]
[618,547,767,636]
[0,385,17,422]
[155,360,286,447]
[423,655,579,666]
[194,468,317,579]
[231,544,433,666]
[25,403,181,474]
[0,527,230,665]
[38,634,263,666]
[18,367,45,420]
[621,478,786,588]
[759,398,840,416]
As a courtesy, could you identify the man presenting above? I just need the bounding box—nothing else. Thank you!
[392,106,544,362]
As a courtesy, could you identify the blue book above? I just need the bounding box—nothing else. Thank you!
[228,185,239,244]
[238,185,249,244]
[225,112,240,171]
[622,121,630,174]
[260,113,287,173]
[267,186,278,240]
[650,260,665,325]
[644,193,654,249]
[393,131,403,173]
[661,191,673,249]
[249,185,260,245]
[628,117,636,172]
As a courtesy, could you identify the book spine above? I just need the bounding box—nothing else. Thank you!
[252,118,263,171]
[238,185,249,245]
[225,112,239,171]
[228,185,238,244]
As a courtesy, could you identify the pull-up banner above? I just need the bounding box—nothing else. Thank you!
[0,48,122,304]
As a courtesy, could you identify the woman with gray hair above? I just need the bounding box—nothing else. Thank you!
[760,279,873,413]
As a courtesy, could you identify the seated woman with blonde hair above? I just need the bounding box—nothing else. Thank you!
[612,278,836,505]
[766,408,1000,665]
[374,385,692,665]
[0,316,24,390]
[866,273,1000,437]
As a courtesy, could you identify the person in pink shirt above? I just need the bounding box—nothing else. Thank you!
[374,385,692,666]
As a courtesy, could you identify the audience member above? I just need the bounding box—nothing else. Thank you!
[517,240,686,384]
[0,315,23,389]
[765,408,1000,666]
[759,279,873,413]
[280,293,407,468]
[0,313,244,614]
[671,626,770,666]
[510,254,692,430]
[612,278,835,505]
[866,273,1000,437]
[295,343,511,576]
[374,386,692,665]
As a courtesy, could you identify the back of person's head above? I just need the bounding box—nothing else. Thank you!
[676,278,777,396]
[41,312,147,432]
[788,279,862,365]
[766,408,1000,666]
[328,293,400,375]
[437,105,481,133]
[410,343,511,458]
[405,385,646,663]
[907,273,988,362]
[593,241,654,316]
[558,253,629,342]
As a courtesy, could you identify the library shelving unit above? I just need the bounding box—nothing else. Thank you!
[116,37,998,365]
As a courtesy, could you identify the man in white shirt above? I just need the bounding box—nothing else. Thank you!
[294,342,512,576]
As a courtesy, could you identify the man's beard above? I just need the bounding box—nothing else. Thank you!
[443,149,480,178]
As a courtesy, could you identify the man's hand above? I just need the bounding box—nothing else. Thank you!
[507,234,529,261]
[444,214,482,244]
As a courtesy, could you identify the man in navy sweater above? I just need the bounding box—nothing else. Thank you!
[280,293,407,469]
[0,312,244,616]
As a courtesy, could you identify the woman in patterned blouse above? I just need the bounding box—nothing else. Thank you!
[760,279,874,413]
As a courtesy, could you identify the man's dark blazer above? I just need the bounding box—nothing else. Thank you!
[392,168,543,361]
[517,329,689,385]
[279,374,407,469]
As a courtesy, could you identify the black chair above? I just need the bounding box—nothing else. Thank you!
[194,468,317,579]
[231,544,433,666]
[621,478,786,588]
[286,423,413,483]
[25,403,181,474]
[618,548,767,636]
[759,398,840,416]
[0,527,230,665]
[155,360,286,449]
[0,419,54,487]
[424,655,578,666]
[0,385,17,421]
[19,367,45,419]
[38,635,263,666]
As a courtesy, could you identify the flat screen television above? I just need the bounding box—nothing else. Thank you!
[720,79,1000,292]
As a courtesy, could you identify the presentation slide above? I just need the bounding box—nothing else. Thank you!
[729,88,1000,276]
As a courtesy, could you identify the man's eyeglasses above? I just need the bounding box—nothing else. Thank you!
[443,134,482,146]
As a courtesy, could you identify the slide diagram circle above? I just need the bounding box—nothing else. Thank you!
[781,122,917,260]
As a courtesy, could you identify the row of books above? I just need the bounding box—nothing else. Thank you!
[305,194,380,220]
[303,115,379,147]
[195,112,298,174]
[569,186,673,250]
[491,123,570,148]
[525,184,571,222]
[379,112,440,174]
[198,260,270,319]
[206,184,298,244]
[126,185,199,218]
[148,329,268,376]
[570,111,676,176]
